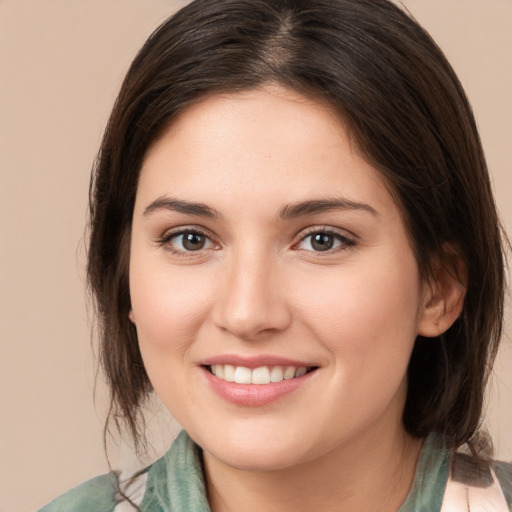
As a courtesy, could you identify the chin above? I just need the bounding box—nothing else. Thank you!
[207,443,306,472]
[194,423,319,472]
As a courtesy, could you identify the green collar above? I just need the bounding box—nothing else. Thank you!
[141,430,450,512]
[399,433,451,512]
[141,430,210,511]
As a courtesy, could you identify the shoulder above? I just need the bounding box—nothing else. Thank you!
[401,434,512,512]
[38,469,153,512]
[37,431,206,512]
[493,460,512,509]
[441,452,512,511]
[38,472,119,512]
[39,472,117,512]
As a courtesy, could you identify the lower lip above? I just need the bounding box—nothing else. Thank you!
[202,367,316,406]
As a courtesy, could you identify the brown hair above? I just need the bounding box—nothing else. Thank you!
[87,0,507,452]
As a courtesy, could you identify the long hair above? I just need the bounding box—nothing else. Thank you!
[87,0,507,452]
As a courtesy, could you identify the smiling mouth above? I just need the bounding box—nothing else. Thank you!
[206,364,317,384]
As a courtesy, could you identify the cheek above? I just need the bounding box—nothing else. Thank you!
[129,254,213,359]
[129,262,215,415]
[294,253,422,371]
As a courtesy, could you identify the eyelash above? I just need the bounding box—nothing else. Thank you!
[156,226,356,256]
[156,227,219,257]
[294,227,356,254]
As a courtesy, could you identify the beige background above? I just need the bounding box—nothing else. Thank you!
[0,1,510,511]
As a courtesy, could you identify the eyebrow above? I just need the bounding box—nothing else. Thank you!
[143,196,378,220]
[278,198,379,219]
[143,197,221,219]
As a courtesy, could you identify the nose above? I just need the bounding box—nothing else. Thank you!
[211,249,292,341]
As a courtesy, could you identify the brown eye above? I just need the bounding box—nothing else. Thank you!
[166,230,214,252]
[310,233,335,251]
[296,230,355,253]
[182,232,206,251]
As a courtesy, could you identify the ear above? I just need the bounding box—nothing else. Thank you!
[128,309,136,324]
[417,248,467,337]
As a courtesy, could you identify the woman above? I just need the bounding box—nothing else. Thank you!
[40,0,511,510]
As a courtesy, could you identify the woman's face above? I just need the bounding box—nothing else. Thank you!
[129,86,432,471]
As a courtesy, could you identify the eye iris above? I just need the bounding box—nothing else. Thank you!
[311,233,334,251]
[182,232,205,251]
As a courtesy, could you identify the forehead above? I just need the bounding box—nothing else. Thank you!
[144,86,346,169]
[136,86,396,220]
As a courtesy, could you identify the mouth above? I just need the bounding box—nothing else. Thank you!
[201,359,319,406]
[205,364,318,384]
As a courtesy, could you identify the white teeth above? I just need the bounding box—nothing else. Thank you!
[284,366,296,380]
[234,366,252,384]
[210,364,311,384]
[251,366,271,384]
[212,364,224,379]
[295,367,307,378]
[270,366,284,382]
[224,364,235,382]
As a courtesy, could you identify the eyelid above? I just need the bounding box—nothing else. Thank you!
[155,224,356,255]
[293,225,357,252]
[156,225,220,251]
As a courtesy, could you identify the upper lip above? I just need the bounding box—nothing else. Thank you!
[200,354,318,369]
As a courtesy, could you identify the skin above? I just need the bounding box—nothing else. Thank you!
[129,86,464,511]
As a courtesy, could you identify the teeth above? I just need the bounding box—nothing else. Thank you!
[234,366,252,384]
[224,364,235,382]
[270,366,284,382]
[214,365,224,379]
[284,366,296,380]
[210,364,310,384]
[295,367,307,377]
[252,366,271,384]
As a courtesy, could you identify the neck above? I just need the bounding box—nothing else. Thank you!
[203,423,423,512]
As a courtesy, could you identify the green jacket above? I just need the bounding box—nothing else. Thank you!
[39,430,512,511]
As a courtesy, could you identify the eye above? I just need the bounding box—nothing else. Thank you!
[296,229,355,252]
[160,229,217,253]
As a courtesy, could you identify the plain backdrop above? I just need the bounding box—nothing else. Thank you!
[0,1,510,511]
